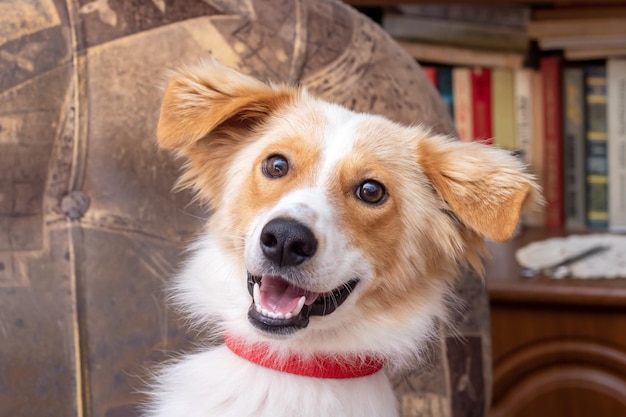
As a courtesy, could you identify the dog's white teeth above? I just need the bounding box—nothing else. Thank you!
[257,307,285,319]
[253,289,304,320]
[291,296,306,317]
[253,283,261,306]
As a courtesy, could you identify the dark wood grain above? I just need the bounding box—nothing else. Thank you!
[487,228,626,417]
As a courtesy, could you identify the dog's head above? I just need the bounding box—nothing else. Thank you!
[158,59,539,360]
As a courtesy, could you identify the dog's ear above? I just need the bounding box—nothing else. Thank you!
[157,59,294,149]
[417,135,542,242]
[157,59,297,205]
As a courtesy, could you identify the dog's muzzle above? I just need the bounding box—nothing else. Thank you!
[247,218,359,335]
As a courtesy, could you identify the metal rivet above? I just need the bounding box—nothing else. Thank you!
[61,190,90,220]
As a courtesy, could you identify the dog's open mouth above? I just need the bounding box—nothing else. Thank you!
[247,273,359,334]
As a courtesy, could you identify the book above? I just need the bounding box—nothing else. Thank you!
[585,65,609,229]
[471,68,492,144]
[514,68,533,160]
[565,47,626,61]
[525,71,546,228]
[382,13,529,52]
[397,41,525,70]
[528,18,626,39]
[437,66,454,118]
[398,4,529,30]
[532,6,626,21]
[562,67,586,230]
[422,66,438,87]
[452,67,473,141]
[607,59,626,232]
[541,56,564,229]
[492,68,516,150]
[539,35,626,51]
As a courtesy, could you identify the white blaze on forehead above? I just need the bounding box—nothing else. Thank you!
[263,188,327,225]
[243,100,375,291]
[316,103,368,185]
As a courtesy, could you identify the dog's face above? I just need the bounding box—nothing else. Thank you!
[158,60,539,357]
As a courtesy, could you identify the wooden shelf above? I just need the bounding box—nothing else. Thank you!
[486,229,626,309]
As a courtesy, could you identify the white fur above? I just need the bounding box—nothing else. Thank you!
[148,346,398,417]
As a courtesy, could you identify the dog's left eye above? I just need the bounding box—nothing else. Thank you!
[262,155,289,178]
[356,180,386,205]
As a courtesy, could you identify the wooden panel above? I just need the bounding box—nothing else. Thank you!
[490,305,626,364]
[487,229,626,417]
[493,339,626,398]
[492,365,626,417]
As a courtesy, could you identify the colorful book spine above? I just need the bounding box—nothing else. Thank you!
[514,68,533,160]
[437,67,454,119]
[562,67,586,230]
[471,68,493,144]
[541,56,565,229]
[607,59,626,232]
[452,67,473,141]
[528,71,546,228]
[492,68,516,150]
[585,65,609,228]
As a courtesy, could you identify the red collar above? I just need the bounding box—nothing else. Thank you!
[224,334,384,379]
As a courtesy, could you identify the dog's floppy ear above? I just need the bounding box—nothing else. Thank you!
[157,59,294,149]
[417,135,541,242]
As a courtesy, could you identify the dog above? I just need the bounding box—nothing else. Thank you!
[147,59,539,417]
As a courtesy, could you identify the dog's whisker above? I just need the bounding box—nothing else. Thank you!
[330,293,340,310]
[176,208,208,221]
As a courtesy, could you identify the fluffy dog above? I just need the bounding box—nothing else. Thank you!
[147,59,539,417]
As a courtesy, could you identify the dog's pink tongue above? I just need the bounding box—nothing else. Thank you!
[260,275,318,314]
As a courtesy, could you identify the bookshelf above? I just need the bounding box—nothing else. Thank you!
[346,2,626,417]
[358,3,626,232]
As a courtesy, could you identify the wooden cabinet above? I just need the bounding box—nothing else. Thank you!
[486,229,626,417]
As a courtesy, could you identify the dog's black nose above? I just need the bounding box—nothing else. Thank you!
[260,218,317,267]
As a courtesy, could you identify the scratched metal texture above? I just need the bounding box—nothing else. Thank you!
[0,1,490,416]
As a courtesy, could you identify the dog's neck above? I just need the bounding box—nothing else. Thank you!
[224,334,384,379]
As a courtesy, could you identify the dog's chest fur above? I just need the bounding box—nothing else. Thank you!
[150,346,398,417]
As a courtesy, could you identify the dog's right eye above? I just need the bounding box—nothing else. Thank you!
[356,180,387,205]
[262,155,289,178]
